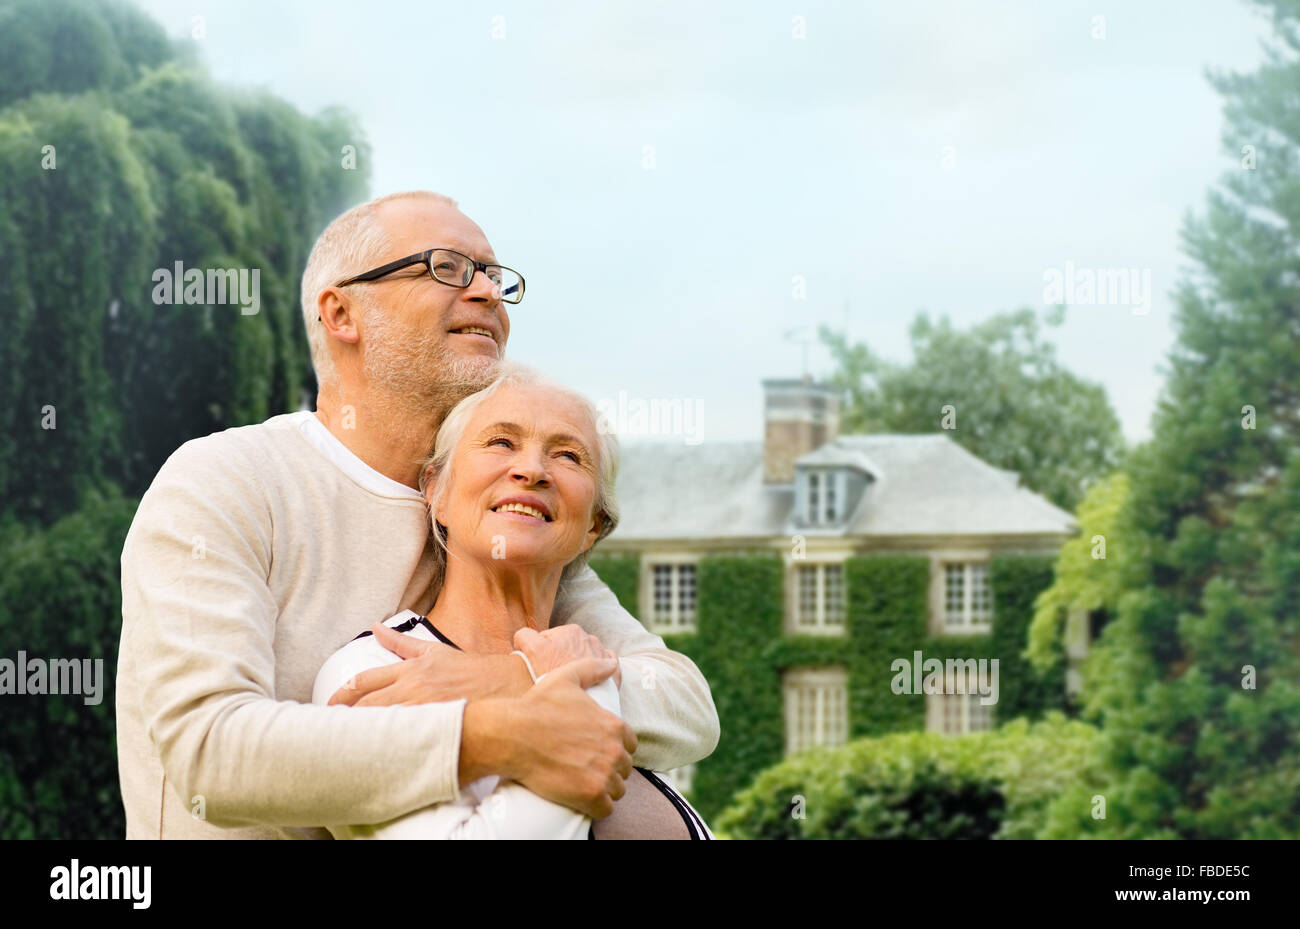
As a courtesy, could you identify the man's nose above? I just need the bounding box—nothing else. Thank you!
[464,268,502,305]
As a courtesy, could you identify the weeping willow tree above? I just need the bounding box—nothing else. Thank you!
[0,0,369,838]
[0,0,369,524]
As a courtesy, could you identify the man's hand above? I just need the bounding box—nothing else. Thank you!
[461,657,637,819]
[514,625,622,687]
[328,622,532,706]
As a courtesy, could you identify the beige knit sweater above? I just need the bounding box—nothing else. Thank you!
[115,411,719,839]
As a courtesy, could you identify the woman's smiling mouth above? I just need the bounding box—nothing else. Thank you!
[491,501,551,521]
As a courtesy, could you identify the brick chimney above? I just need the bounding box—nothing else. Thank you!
[762,376,840,483]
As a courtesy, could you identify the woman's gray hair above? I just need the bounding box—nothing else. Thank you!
[416,361,620,595]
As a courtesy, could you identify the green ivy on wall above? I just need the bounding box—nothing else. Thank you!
[588,551,1062,823]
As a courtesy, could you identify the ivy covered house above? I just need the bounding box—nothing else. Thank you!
[587,378,1079,818]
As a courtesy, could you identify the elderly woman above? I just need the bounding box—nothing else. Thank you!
[311,363,712,839]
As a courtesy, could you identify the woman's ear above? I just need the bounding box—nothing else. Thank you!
[579,510,604,555]
[424,465,446,520]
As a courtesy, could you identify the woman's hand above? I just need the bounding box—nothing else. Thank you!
[514,625,622,688]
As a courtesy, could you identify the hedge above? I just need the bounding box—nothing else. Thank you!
[715,713,1106,839]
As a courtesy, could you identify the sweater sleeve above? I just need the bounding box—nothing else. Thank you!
[119,439,466,829]
[551,564,720,772]
[318,674,619,840]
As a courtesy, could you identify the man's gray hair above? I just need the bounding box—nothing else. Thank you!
[300,190,459,389]
[417,361,620,594]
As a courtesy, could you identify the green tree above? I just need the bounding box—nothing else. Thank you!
[820,308,1124,510]
[0,0,371,837]
[1046,0,1300,838]
[0,486,138,839]
[0,0,369,523]
[1027,473,1141,671]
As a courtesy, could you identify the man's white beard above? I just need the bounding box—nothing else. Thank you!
[360,301,500,439]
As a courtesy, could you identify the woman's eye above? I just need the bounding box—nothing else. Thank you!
[558,450,581,462]
[488,437,513,449]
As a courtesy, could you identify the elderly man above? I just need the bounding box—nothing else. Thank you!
[115,190,719,839]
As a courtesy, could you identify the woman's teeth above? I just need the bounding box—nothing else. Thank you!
[494,503,549,521]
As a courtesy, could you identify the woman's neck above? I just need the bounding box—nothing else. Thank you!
[426,555,565,654]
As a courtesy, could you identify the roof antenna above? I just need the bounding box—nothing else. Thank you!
[783,326,813,381]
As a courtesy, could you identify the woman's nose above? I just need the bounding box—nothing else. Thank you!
[510,453,550,485]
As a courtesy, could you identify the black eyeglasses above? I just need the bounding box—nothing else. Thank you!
[321,248,525,319]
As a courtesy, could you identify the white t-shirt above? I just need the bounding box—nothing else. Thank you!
[312,610,713,840]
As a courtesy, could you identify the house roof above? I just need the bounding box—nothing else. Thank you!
[607,434,1076,541]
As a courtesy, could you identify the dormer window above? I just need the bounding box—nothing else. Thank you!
[801,468,844,525]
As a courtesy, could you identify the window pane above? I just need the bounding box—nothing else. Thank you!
[653,565,673,624]
[785,673,848,753]
[797,566,817,625]
[944,564,965,626]
[825,473,836,522]
[943,694,961,734]
[824,564,845,625]
[677,564,696,627]
[829,683,846,744]
[970,563,992,626]
[798,687,812,752]
[808,473,820,523]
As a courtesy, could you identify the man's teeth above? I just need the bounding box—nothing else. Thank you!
[494,502,548,521]
[454,326,494,338]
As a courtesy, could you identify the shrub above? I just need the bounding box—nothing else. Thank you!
[716,713,1105,839]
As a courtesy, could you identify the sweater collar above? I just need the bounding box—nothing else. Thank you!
[288,410,424,501]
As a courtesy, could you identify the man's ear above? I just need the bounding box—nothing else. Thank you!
[317,287,361,345]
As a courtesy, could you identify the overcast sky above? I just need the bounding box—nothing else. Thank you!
[134,0,1273,446]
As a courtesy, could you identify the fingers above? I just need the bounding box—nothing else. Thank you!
[588,796,616,820]
[620,722,637,756]
[604,649,622,688]
[564,656,619,689]
[608,770,627,802]
[372,621,434,659]
[328,663,401,705]
[354,688,402,707]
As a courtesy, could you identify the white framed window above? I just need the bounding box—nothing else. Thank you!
[802,469,843,525]
[783,668,849,755]
[942,562,993,633]
[930,690,995,735]
[644,559,697,633]
[792,563,846,632]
